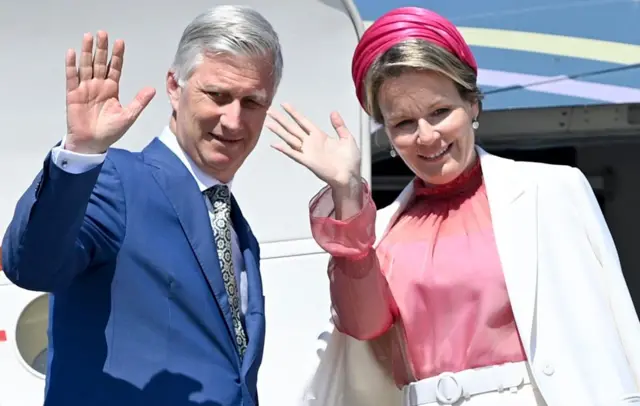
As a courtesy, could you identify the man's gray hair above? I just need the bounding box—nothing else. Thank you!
[172,5,283,90]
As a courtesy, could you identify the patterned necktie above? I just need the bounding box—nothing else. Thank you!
[204,184,248,358]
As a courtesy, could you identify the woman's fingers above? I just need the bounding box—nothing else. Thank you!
[330,111,352,139]
[267,108,308,141]
[270,143,305,165]
[265,120,303,151]
[281,103,317,134]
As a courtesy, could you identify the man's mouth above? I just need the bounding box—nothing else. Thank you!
[209,132,242,144]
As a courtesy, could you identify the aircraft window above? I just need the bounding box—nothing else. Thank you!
[15,293,49,377]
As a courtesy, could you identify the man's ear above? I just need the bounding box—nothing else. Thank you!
[166,71,182,112]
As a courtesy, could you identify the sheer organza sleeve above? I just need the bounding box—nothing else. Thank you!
[309,182,396,340]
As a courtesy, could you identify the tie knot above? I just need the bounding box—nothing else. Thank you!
[204,184,231,208]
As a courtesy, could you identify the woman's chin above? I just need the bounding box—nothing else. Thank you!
[415,156,465,185]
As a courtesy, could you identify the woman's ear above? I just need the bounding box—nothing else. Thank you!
[471,100,480,120]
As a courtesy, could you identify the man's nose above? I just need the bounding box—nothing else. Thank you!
[417,118,440,145]
[219,100,242,131]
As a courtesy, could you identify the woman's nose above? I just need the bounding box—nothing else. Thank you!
[416,118,439,145]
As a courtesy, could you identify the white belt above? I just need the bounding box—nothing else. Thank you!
[403,361,531,405]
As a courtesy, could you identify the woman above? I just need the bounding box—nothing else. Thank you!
[266,7,640,406]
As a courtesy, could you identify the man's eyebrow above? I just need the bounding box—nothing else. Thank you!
[200,85,227,93]
[200,86,268,103]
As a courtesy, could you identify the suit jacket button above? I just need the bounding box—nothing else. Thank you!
[542,364,555,376]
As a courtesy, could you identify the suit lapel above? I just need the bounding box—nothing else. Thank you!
[142,139,237,348]
[230,195,265,372]
[371,147,539,359]
[478,147,539,359]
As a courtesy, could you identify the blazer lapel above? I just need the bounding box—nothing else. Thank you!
[478,147,539,359]
[142,139,237,348]
[230,195,265,372]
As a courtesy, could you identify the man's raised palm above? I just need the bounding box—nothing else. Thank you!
[64,31,155,154]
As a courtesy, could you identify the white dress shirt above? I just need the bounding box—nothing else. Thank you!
[50,128,248,315]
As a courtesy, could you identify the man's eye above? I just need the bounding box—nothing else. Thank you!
[244,99,263,108]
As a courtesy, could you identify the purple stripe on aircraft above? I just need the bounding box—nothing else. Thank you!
[479,69,640,103]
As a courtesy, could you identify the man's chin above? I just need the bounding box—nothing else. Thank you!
[205,157,232,170]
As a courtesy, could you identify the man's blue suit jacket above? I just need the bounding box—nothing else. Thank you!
[1,138,266,406]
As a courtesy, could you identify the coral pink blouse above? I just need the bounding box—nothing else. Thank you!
[309,159,526,386]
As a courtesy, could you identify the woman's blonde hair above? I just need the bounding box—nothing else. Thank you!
[363,39,483,124]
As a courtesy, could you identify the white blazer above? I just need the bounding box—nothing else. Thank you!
[299,147,640,406]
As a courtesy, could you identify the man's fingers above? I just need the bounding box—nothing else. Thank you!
[330,111,351,139]
[78,33,94,81]
[267,108,307,141]
[124,87,156,121]
[93,31,109,79]
[281,103,317,134]
[265,120,303,151]
[65,49,79,93]
[107,39,125,83]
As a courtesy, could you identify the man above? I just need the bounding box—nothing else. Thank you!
[2,5,282,405]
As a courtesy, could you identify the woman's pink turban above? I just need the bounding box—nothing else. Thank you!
[352,7,478,110]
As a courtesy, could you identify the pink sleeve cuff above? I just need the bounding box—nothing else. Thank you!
[309,181,377,259]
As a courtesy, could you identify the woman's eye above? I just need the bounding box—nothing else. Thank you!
[432,108,449,116]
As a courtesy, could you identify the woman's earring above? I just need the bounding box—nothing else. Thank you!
[471,118,479,130]
[390,147,397,158]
